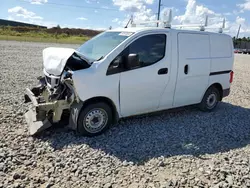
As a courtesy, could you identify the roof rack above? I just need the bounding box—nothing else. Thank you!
[129,9,227,33]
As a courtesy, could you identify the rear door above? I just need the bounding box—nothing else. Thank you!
[174,32,211,107]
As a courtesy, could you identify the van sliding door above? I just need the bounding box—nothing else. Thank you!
[174,33,210,107]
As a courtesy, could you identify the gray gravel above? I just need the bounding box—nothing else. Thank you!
[1,40,250,188]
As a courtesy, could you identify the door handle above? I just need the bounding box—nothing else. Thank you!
[158,68,168,75]
[184,65,189,74]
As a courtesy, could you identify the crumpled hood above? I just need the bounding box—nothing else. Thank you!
[43,47,90,76]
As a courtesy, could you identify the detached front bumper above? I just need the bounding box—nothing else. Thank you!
[25,109,52,136]
[24,88,52,135]
[24,88,71,135]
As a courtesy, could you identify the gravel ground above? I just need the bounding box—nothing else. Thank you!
[1,40,250,188]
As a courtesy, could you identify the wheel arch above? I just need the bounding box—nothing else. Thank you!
[210,83,223,101]
[81,96,120,124]
[203,83,223,101]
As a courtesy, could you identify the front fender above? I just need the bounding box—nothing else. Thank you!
[71,68,120,116]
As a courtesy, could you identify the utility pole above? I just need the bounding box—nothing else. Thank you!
[236,24,241,39]
[157,0,162,27]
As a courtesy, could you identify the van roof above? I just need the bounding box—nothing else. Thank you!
[108,27,170,33]
[108,27,231,37]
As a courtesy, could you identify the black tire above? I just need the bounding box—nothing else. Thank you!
[77,102,112,137]
[198,87,220,112]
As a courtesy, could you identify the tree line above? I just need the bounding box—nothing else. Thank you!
[0,25,102,37]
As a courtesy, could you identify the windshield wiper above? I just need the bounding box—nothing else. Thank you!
[97,56,104,61]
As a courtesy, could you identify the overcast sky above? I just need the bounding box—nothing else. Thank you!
[1,0,250,37]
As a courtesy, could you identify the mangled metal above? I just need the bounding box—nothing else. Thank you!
[24,47,90,135]
[42,47,91,76]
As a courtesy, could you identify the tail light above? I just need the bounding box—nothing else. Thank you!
[230,71,234,83]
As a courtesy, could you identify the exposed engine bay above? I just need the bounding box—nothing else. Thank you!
[24,49,91,135]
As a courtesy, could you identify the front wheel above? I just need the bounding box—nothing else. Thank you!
[77,102,112,137]
[198,87,220,112]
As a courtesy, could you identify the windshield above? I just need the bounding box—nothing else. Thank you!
[77,31,133,61]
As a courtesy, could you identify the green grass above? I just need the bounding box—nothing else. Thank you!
[0,28,90,44]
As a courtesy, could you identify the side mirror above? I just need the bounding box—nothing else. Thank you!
[127,54,140,69]
[112,56,122,68]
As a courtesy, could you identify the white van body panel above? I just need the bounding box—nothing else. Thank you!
[210,34,234,73]
[158,31,177,110]
[72,65,121,115]
[209,33,234,92]
[70,28,234,119]
[174,32,211,107]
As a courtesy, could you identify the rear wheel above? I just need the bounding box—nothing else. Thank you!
[77,102,112,137]
[199,87,220,112]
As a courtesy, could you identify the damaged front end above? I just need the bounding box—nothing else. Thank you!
[24,76,79,135]
[24,47,91,135]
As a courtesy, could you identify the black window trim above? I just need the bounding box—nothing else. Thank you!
[106,33,167,76]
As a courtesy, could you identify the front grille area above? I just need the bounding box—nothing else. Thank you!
[45,75,60,88]
[45,75,51,85]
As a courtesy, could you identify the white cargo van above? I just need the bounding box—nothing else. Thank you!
[24,25,234,137]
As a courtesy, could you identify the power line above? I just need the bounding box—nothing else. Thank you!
[19,0,119,12]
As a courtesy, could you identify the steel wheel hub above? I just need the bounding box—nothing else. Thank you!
[207,93,217,109]
[84,109,108,133]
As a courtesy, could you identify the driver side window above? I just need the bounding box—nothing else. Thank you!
[107,34,166,75]
[129,34,166,67]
